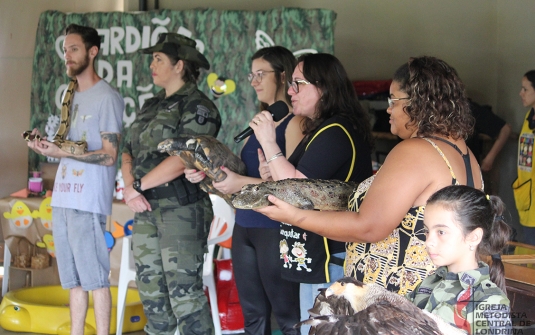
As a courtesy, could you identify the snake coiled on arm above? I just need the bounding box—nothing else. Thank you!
[24,79,88,155]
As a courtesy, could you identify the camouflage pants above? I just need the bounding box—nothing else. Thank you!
[133,196,214,335]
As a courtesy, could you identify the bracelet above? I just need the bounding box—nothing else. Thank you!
[266,152,283,164]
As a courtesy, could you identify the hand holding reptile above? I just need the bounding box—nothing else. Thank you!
[212,166,245,194]
[23,79,88,156]
[254,194,300,224]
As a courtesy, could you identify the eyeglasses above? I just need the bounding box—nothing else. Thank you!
[288,79,311,93]
[387,97,411,108]
[248,71,275,83]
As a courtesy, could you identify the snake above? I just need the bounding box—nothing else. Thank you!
[24,79,88,155]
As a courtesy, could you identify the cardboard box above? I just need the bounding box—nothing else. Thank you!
[40,162,58,190]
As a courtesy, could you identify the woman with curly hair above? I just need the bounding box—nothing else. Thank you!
[257,56,483,296]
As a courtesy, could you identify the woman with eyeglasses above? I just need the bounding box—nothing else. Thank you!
[256,56,483,297]
[186,46,304,335]
[249,53,373,331]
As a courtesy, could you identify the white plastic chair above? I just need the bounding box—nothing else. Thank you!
[116,235,136,335]
[204,194,235,335]
[2,244,11,296]
[116,235,181,335]
[116,194,235,335]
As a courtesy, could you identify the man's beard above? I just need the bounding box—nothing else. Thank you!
[66,54,90,77]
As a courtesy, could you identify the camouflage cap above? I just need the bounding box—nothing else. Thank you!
[140,33,210,70]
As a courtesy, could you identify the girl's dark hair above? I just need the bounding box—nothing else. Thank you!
[165,53,200,83]
[524,70,535,89]
[251,46,297,111]
[427,185,511,294]
[393,56,474,140]
[65,24,101,54]
[296,53,373,147]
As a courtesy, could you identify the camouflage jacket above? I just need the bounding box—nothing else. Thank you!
[123,82,221,179]
[406,262,511,335]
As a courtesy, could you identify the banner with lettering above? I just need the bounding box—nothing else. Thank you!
[28,8,336,170]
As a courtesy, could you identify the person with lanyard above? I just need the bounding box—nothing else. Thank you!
[256,56,484,297]
[250,53,373,333]
[513,70,535,246]
[121,33,221,335]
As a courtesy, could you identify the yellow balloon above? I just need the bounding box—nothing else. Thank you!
[207,72,236,98]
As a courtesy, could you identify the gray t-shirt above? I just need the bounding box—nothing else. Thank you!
[51,79,124,215]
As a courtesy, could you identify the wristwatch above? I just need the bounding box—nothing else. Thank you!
[132,179,143,193]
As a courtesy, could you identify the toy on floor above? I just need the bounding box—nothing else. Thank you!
[0,285,146,334]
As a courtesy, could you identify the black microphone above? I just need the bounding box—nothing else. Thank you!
[234,100,289,143]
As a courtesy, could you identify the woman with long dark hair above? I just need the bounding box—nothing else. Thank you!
[186,46,304,335]
[257,56,483,298]
[251,53,373,331]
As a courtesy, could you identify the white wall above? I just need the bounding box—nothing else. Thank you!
[129,0,500,104]
[0,0,125,198]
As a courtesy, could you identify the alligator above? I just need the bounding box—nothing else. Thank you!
[232,178,357,210]
[158,135,246,206]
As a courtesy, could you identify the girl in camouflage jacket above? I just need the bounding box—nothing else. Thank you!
[407,185,512,335]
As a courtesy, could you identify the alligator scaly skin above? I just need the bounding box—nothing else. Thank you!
[232,178,357,210]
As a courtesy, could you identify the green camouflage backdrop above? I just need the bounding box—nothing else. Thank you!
[29,8,336,170]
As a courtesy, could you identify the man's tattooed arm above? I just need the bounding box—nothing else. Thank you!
[70,133,121,166]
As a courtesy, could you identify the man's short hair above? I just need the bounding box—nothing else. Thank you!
[64,24,100,53]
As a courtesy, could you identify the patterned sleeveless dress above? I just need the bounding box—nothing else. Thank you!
[345,138,479,295]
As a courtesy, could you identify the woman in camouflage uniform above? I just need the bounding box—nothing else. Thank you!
[121,33,221,335]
